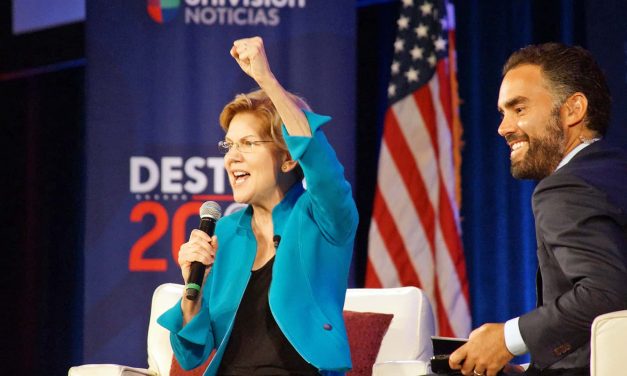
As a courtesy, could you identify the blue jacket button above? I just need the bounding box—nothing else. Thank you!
[323,323,332,330]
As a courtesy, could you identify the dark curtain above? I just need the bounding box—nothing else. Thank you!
[0,3,85,374]
[0,66,85,375]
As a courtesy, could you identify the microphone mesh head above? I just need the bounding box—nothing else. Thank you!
[199,201,222,220]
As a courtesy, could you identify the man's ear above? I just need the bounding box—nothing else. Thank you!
[561,92,588,128]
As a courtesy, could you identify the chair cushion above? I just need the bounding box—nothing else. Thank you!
[169,352,213,376]
[344,311,394,376]
[169,312,393,376]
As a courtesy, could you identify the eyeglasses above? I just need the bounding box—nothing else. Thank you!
[218,139,274,154]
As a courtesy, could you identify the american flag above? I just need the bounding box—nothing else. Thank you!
[365,0,471,338]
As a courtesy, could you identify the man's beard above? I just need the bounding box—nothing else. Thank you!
[511,109,566,180]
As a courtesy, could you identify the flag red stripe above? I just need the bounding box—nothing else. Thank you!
[365,259,383,288]
[372,185,423,287]
[433,276,456,336]
[438,179,471,300]
[383,110,436,252]
[413,86,440,159]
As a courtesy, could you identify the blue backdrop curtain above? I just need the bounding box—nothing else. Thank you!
[455,0,627,329]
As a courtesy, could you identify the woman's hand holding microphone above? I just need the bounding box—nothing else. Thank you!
[178,230,218,322]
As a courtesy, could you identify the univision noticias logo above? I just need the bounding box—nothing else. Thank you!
[147,0,307,26]
[147,0,181,23]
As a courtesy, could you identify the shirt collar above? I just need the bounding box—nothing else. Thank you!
[555,138,600,171]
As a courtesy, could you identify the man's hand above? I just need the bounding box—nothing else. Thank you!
[448,323,514,376]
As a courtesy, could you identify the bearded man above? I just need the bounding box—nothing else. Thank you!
[449,43,627,376]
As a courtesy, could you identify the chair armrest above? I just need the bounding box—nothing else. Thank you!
[591,309,627,376]
[68,364,157,376]
[373,360,430,376]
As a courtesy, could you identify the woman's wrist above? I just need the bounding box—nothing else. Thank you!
[181,297,201,325]
[256,72,279,91]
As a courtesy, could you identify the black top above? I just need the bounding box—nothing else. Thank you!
[217,256,320,376]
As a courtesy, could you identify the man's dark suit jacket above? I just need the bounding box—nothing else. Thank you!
[518,140,627,372]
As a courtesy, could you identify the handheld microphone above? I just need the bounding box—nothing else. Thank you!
[186,201,222,301]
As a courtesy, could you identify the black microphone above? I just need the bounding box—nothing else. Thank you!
[186,201,222,301]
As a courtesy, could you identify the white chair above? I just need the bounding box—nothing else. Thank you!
[344,287,435,376]
[69,284,435,376]
[68,283,183,376]
[590,309,627,376]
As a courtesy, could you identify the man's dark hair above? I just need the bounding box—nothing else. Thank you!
[503,43,612,135]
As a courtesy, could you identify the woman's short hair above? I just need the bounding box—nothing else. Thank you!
[219,88,310,178]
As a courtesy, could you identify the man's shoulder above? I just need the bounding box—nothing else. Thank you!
[535,142,627,212]
[542,142,626,184]
[564,141,627,171]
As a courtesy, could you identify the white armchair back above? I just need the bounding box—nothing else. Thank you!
[344,287,435,365]
[590,309,627,376]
